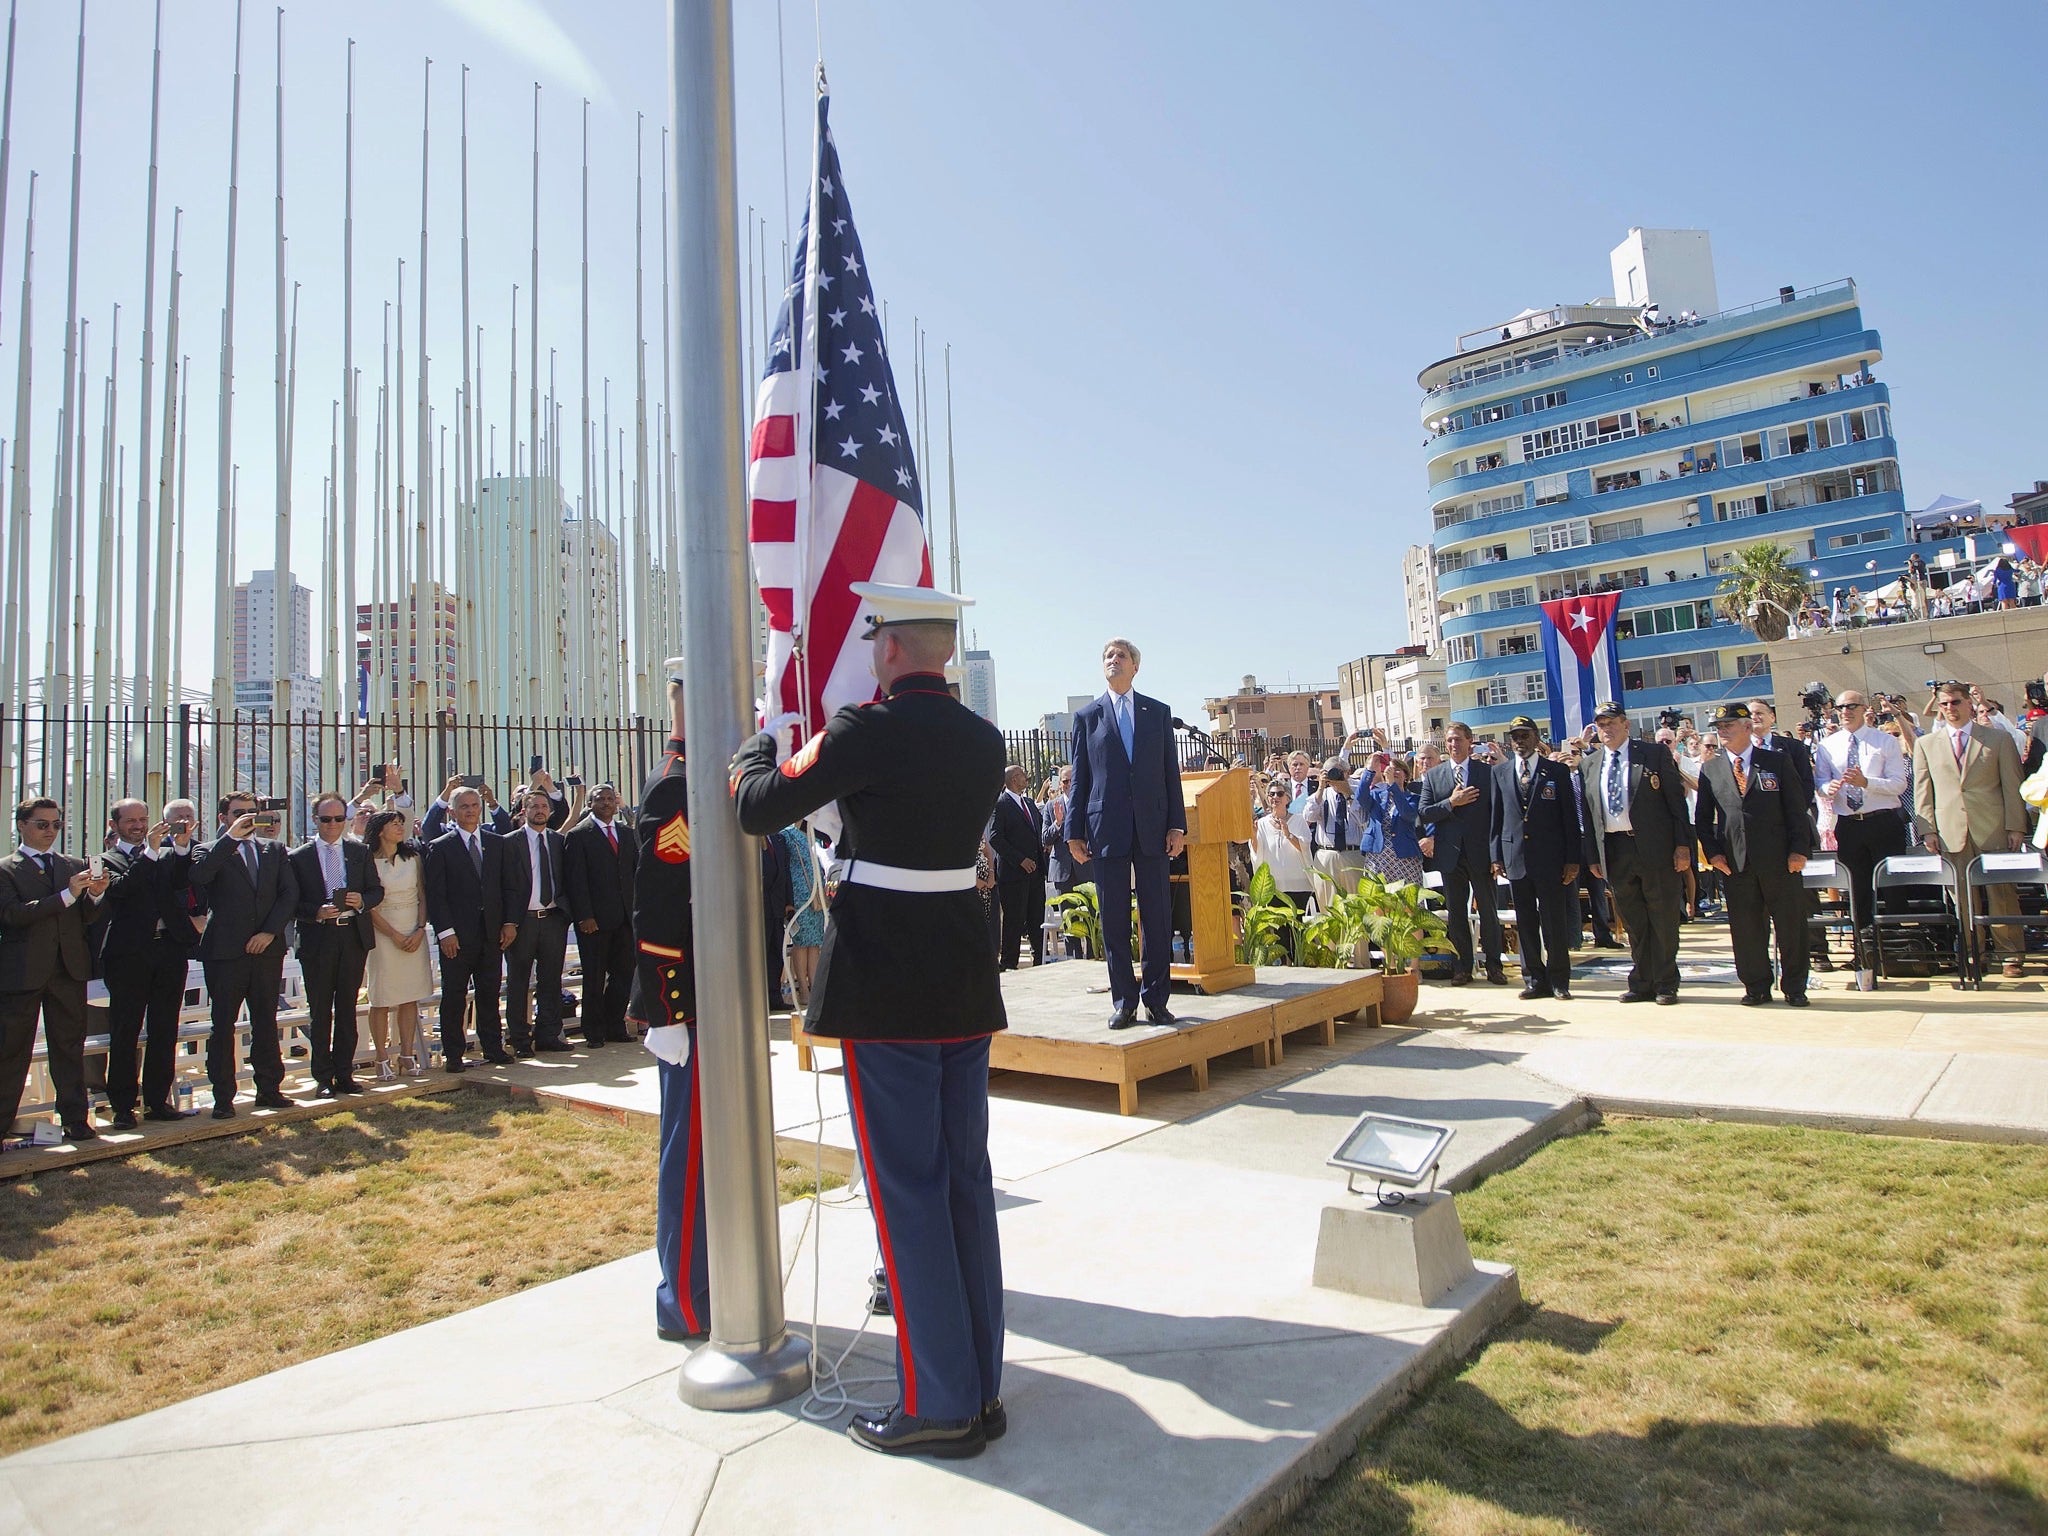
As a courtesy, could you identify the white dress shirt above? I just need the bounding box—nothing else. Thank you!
[524,825,553,912]
[1251,812,1314,893]
[1814,726,1908,816]
[1305,788,1355,852]
[1596,743,1633,833]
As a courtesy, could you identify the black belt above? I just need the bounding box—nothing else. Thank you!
[529,906,565,919]
[1606,829,1635,838]
[1835,810,1894,821]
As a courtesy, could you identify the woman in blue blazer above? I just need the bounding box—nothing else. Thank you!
[1354,752,1427,887]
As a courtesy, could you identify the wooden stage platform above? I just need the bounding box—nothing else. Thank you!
[791,962,1385,1115]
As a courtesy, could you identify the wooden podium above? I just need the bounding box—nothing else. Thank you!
[1169,767,1256,994]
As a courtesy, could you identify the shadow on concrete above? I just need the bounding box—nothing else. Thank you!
[1300,1380,2047,1535]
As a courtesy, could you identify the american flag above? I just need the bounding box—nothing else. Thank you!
[747,90,933,734]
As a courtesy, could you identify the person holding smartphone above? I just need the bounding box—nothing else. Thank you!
[97,799,203,1127]
[188,791,300,1117]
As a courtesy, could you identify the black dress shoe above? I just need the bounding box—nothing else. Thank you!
[144,1104,196,1122]
[110,1109,140,1131]
[847,1410,985,1460]
[1107,1009,1139,1030]
[211,1102,236,1119]
[1655,993,1678,1006]
[62,1122,100,1142]
[252,1092,293,1109]
[512,1046,537,1060]
[655,1325,707,1344]
[483,1052,515,1065]
[1144,1007,1177,1027]
[1516,985,1553,1001]
[1448,970,1471,987]
[333,1079,364,1095]
[1618,991,1654,1004]
[1740,993,1768,1007]
[1784,993,1810,1008]
[582,1037,606,1049]
[1484,965,1509,985]
[534,1039,574,1054]
[1554,987,1573,1001]
[445,1059,467,1074]
[308,1080,334,1099]
[980,1398,1007,1441]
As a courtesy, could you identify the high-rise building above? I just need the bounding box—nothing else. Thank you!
[231,569,312,684]
[356,583,460,714]
[962,649,999,726]
[1402,545,1442,654]
[1037,694,1097,739]
[1420,228,1937,735]
[1338,650,1448,746]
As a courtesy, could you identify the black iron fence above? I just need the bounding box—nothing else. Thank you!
[1,706,661,849]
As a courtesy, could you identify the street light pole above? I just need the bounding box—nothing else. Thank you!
[667,0,810,1411]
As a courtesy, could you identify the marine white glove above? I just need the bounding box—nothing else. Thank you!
[644,1024,691,1067]
[763,711,806,765]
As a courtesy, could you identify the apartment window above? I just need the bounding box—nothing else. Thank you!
[1827,528,1892,550]
[1594,469,1643,494]
[1488,586,1534,612]
[1622,652,1723,690]
[1474,402,1512,425]
[1530,518,1591,554]
[1597,566,1651,590]
[1846,405,1889,443]
[1622,371,1634,384]
[1480,679,1509,707]
[1533,471,1570,506]
[1475,489,1525,517]
[1520,388,1568,415]
[1592,517,1644,543]
[1735,652,1771,678]
[1496,632,1538,657]
[1521,674,1547,702]
[1716,493,1768,521]
[1523,424,1581,460]
[1647,365,1659,379]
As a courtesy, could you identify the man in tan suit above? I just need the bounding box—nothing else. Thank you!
[1913,682,2030,978]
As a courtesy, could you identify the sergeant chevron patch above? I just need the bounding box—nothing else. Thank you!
[654,812,692,864]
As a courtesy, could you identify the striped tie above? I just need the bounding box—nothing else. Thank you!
[1733,756,1749,795]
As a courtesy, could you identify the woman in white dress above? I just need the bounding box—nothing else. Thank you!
[362,809,437,1077]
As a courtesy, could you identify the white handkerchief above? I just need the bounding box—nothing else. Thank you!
[644,1024,691,1067]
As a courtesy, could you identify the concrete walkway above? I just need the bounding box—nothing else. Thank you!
[7,928,2047,1534]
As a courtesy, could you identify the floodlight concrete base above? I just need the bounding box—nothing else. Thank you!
[676,1329,813,1411]
[1312,1191,1476,1308]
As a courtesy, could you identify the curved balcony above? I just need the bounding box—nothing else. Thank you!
[1428,380,1890,509]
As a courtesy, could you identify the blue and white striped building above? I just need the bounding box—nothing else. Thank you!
[1419,229,1934,735]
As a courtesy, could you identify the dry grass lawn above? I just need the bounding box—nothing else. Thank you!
[0,1091,827,1456]
[1286,1118,2048,1536]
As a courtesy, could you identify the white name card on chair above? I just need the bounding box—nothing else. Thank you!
[1980,852,2045,874]
[1803,857,1839,880]
[1889,855,1946,875]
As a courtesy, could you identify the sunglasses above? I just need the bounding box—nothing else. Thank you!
[317,814,349,824]
[26,818,62,829]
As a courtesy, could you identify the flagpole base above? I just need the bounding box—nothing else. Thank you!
[677,1329,812,1412]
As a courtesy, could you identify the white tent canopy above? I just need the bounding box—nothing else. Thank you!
[1912,492,1985,528]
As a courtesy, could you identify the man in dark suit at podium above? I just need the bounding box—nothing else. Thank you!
[1695,701,1815,1006]
[1579,702,1691,1005]
[1065,637,1187,1029]
[424,786,511,1068]
[1418,722,1506,986]
[990,765,1047,970]
[1489,716,1583,1001]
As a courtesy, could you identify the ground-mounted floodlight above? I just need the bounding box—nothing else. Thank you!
[1328,1113,1455,1205]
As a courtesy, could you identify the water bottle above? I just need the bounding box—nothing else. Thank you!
[176,1080,194,1115]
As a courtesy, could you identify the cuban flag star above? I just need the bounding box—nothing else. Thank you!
[1539,591,1625,740]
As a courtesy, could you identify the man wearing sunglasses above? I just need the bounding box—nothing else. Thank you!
[1,798,111,1145]
[288,793,386,1097]
[1915,681,2030,979]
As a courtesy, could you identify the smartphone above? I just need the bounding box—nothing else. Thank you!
[529,753,545,774]
[564,775,584,788]
[371,763,389,783]
[88,854,105,880]
[258,797,289,812]
[457,774,486,790]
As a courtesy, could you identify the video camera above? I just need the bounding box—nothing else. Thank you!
[1797,680,1831,725]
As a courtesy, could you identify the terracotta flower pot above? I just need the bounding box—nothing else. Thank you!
[1379,965,1421,1026]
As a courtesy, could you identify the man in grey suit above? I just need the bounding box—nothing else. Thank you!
[189,790,300,1117]
[1579,702,1691,1005]
[1417,722,1506,986]
[0,797,111,1142]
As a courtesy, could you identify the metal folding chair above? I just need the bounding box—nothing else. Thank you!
[1801,854,1856,967]
[1870,853,1962,984]
[1963,850,2048,989]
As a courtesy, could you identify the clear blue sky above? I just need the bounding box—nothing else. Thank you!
[6,0,2044,727]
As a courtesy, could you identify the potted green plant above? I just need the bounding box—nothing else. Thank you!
[1357,877,1449,1024]
[1235,864,1305,967]
[1048,882,1104,961]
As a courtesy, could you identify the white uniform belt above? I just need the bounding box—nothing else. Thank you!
[842,861,977,893]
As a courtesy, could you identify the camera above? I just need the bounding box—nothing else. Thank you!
[2027,681,2048,711]
[1657,707,1684,730]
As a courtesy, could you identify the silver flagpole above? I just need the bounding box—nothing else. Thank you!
[577,98,592,724]
[92,310,119,823]
[213,0,245,724]
[323,400,338,724]
[632,115,651,719]
[510,284,527,715]
[0,0,17,346]
[149,210,181,747]
[131,0,164,727]
[395,258,406,732]
[1,173,31,770]
[601,378,614,718]
[669,0,809,1409]
[373,308,388,721]
[414,57,431,724]
[457,66,475,715]
[659,127,680,688]
[173,358,189,709]
[945,344,962,630]
[528,86,542,718]
[51,1,87,707]
[272,7,291,722]
[341,38,357,730]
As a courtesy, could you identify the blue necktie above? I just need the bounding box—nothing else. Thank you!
[1845,735,1863,812]
[1116,694,1134,759]
[1606,747,1625,815]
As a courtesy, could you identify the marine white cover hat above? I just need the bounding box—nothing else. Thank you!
[850,581,972,636]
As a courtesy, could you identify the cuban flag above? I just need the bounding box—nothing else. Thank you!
[1539,591,1625,740]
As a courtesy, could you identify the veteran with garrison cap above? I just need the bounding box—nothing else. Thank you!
[1579,701,1691,1005]
[629,657,709,1344]
[1693,700,1815,1006]
[731,582,1009,1461]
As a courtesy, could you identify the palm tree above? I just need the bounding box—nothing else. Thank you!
[1715,542,1810,642]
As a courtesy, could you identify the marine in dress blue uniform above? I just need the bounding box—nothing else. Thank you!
[731,583,1008,1461]
[629,659,708,1342]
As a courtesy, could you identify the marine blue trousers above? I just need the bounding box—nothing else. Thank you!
[655,1032,710,1337]
[842,1037,1005,1422]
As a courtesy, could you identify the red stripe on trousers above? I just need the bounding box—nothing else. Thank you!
[677,1065,704,1334]
[801,480,905,728]
[842,1041,917,1416]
